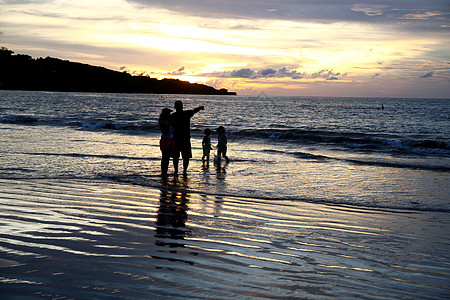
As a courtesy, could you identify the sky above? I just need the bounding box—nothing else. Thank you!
[1,0,450,98]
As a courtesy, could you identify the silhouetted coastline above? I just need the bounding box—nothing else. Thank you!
[0,47,236,95]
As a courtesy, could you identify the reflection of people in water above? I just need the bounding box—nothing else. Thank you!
[155,190,190,247]
[214,157,228,181]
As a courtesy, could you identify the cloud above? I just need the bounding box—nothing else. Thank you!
[126,0,450,26]
[258,68,277,77]
[351,4,387,16]
[229,24,262,30]
[400,11,444,20]
[231,68,255,78]
[420,72,434,78]
[168,66,186,75]
[20,9,128,21]
[205,78,225,89]
[202,67,345,80]
[2,0,51,3]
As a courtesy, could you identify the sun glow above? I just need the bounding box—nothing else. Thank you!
[101,34,294,58]
[170,75,209,84]
[3,0,449,97]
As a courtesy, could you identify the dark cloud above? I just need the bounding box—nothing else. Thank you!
[126,0,450,28]
[202,67,345,80]
[231,68,255,78]
[168,66,186,75]
[277,67,302,79]
[420,71,434,78]
[258,68,277,76]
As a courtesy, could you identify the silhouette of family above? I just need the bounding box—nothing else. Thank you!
[158,100,229,176]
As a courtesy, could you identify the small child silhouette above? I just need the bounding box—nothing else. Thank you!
[202,128,212,163]
[216,126,230,163]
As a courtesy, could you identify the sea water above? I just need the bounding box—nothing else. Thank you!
[1,90,450,299]
[1,90,449,211]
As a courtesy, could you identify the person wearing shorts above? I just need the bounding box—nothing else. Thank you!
[170,100,204,175]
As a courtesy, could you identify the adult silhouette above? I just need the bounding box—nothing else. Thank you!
[171,100,204,175]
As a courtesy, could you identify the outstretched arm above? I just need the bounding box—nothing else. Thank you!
[193,106,204,114]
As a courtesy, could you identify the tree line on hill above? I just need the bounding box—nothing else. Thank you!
[0,47,236,95]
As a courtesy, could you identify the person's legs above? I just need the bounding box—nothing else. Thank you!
[183,157,189,175]
[222,146,230,163]
[181,143,192,175]
[161,152,170,175]
[202,149,210,166]
[173,148,180,175]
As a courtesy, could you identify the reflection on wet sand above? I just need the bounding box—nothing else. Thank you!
[0,179,448,299]
[155,190,190,248]
[214,158,228,180]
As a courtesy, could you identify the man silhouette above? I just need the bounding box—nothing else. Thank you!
[171,100,204,175]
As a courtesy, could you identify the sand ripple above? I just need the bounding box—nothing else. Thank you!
[1,179,449,299]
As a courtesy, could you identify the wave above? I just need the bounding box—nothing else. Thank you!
[235,128,449,156]
[2,114,448,157]
[1,159,448,212]
[79,121,157,132]
[268,150,450,172]
[0,115,40,124]
[15,152,159,161]
[0,114,158,132]
[383,139,450,154]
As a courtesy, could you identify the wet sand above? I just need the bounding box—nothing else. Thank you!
[0,178,449,299]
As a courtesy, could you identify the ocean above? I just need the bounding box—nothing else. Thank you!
[1,90,449,299]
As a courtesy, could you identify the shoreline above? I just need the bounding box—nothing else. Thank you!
[103,172,450,214]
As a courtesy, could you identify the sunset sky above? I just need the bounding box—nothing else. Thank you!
[1,0,449,97]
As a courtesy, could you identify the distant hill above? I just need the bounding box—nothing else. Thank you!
[0,47,236,95]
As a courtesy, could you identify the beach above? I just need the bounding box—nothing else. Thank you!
[1,91,449,298]
[1,178,449,299]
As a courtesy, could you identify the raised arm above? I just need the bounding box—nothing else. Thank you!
[193,106,205,114]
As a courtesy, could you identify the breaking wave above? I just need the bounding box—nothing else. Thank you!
[2,114,448,157]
